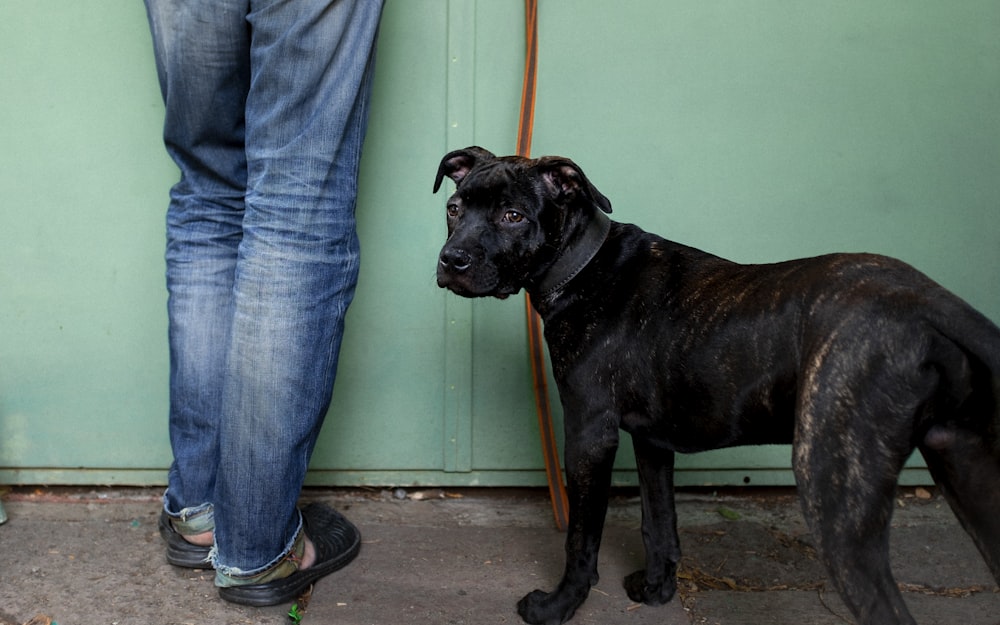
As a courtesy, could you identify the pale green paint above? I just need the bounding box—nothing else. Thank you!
[443,0,477,474]
[2,1,999,488]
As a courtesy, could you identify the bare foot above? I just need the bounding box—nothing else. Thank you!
[299,535,317,570]
[184,530,214,547]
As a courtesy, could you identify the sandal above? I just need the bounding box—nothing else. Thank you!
[217,502,360,607]
[158,510,213,569]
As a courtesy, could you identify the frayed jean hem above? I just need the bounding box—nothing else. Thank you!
[163,490,215,536]
[213,512,304,585]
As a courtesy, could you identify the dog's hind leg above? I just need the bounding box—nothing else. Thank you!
[793,425,916,625]
[917,321,1000,583]
[920,425,1000,583]
[623,440,680,606]
[793,364,919,625]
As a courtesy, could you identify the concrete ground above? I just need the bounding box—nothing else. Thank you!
[0,486,996,625]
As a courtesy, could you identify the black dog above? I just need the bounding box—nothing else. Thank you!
[433,147,1000,625]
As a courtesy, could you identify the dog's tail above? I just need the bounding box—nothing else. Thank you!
[929,294,1000,441]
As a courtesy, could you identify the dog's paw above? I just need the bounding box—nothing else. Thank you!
[623,569,677,605]
[516,588,584,625]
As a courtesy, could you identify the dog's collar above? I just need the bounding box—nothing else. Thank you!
[534,209,612,297]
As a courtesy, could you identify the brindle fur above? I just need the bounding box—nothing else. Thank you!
[433,147,1000,625]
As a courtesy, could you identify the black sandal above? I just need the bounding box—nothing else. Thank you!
[158,510,213,569]
[217,502,361,607]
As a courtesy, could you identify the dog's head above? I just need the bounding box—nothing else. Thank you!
[432,146,612,299]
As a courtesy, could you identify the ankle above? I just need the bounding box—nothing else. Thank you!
[183,530,214,547]
[299,535,317,570]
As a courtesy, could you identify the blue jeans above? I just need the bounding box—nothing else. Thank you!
[145,0,383,580]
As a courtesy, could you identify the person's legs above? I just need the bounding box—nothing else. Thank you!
[211,0,384,583]
[144,0,251,542]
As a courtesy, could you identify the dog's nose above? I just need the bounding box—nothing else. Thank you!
[439,248,472,273]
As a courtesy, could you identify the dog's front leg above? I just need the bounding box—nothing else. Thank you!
[517,424,619,625]
[623,438,679,605]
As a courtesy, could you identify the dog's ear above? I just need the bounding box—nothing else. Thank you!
[536,157,613,214]
[433,146,496,193]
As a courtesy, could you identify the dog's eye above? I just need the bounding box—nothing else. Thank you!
[447,204,460,218]
[503,210,525,224]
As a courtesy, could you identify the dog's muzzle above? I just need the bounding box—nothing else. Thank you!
[437,245,513,298]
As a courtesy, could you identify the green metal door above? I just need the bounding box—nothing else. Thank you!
[2,1,998,488]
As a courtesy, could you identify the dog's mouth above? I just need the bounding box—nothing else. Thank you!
[437,241,527,300]
[438,279,516,300]
[437,270,518,300]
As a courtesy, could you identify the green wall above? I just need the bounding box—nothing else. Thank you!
[1,1,998,487]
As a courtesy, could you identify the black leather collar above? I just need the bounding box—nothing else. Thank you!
[534,209,612,297]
